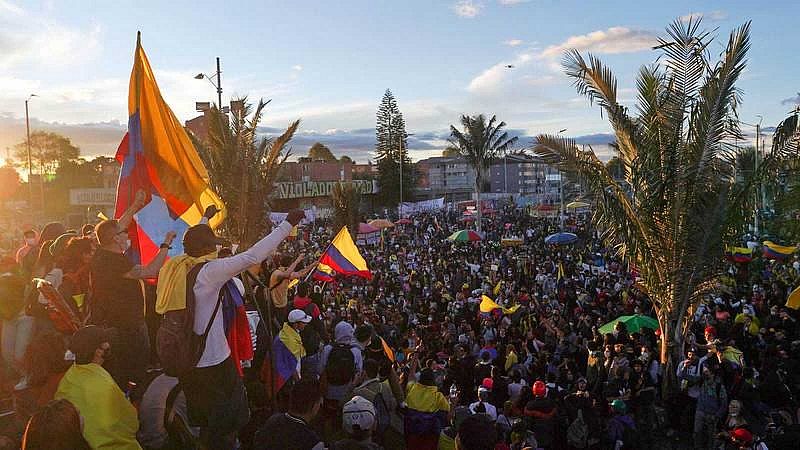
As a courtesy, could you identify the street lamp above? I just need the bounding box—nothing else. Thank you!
[194,57,223,109]
[25,94,37,211]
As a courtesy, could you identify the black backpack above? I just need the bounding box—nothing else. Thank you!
[325,343,356,385]
[156,263,223,378]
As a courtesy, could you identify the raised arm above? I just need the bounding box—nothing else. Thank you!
[118,189,148,231]
[203,210,305,286]
[125,231,177,279]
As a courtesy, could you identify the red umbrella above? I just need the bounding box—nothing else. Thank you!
[395,218,412,225]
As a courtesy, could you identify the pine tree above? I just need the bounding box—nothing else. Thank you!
[375,89,413,208]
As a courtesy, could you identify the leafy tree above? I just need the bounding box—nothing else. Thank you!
[449,114,518,232]
[605,156,625,180]
[442,146,460,157]
[14,131,80,177]
[532,19,778,396]
[766,108,800,240]
[375,89,413,206]
[340,155,354,164]
[193,97,299,248]
[308,142,337,161]
[331,182,361,241]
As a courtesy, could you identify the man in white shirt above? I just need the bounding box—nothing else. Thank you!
[179,208,304,450]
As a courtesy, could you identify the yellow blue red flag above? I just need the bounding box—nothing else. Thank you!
[319,227,371,279]
[115,32,225,265]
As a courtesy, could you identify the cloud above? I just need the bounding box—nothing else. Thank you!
[0,3,103,70]
[292,65,303,72]
[679,10,727,23]
[453,0,482,18]
[539,27,657,59]
[0,0,23,15]
[497,0,529,5]
[503,39,523,47]
[780,93,800,106]
[468,53,536,95]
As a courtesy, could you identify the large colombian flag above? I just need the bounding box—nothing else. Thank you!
[318,227,372,279]
[115,32,225,264]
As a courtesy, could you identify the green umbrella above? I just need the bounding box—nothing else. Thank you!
[447,230,483,242]
[598,314,659,335]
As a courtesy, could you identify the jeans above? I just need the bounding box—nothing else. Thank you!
[1,313,35,372]
[693,409,718,449]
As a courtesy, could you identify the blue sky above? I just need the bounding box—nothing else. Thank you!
[1,0,798,162]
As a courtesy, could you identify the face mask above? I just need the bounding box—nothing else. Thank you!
[25,238,37,246]
[119,238,131,252]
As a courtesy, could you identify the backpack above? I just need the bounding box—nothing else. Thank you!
[298,302,322,355]
[566,409,588,448]
[156,262,223,378]
[325,343,356,386]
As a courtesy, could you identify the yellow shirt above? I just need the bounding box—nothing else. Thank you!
[406,381,450,413]
[505,351,518,372]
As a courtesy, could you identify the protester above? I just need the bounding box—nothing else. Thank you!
[20,399,91,450]
[90,190,173,388]
[333,395,381,449]
[170,208,304,449]
[254,377,325,450]
[54,325,141,449]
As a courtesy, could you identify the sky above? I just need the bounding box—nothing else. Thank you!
[1,0,798,164]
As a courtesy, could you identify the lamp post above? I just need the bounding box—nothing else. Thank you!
[25,94,37,211]
[195,57,223,108]
[557,129,567,231]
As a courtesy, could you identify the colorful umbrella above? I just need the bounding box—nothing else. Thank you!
[368,218,395,229]
[447,230,483,242]
[598,314,659,335]
[395,218,412,225]
[566,201,590,209]
[544,232,578,245]
[358,222,380,234]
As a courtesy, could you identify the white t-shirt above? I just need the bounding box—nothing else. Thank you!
[193,221,291,367]
[468,401,498,421]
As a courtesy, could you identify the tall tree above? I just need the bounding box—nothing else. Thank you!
[449,114,518,232]
[375,89,413,207]
[532,19,777,396]
[766,108,800,240]
[308,142,337,161]
[193,97,299,248]
[14,131,80,177]
[331,182,361,241]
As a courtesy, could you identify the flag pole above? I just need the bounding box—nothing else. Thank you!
[305,226,346,282]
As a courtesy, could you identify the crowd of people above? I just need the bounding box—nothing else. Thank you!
[1,193,799,450]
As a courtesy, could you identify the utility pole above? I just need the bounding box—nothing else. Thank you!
[216,57,222,109]
[754,121,760,236]
[25,95,36,211]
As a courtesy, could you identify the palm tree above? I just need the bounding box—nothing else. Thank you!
[449,114,518,233]
[533,19,779,395]
[193,97,300,248]
[331,182,361,241]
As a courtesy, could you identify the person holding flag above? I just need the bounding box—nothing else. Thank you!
[91,190,177,388]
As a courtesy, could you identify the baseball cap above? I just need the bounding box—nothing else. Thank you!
[288,309,312,324]
[183,224,225,257]
[70,325,110,365]
[342,396,376,434]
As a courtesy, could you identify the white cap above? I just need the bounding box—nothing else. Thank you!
[342,396,376,434]
[288,309,312,324]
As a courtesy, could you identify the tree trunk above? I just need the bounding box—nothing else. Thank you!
[475,171,482,234]
[659,309,687,399]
